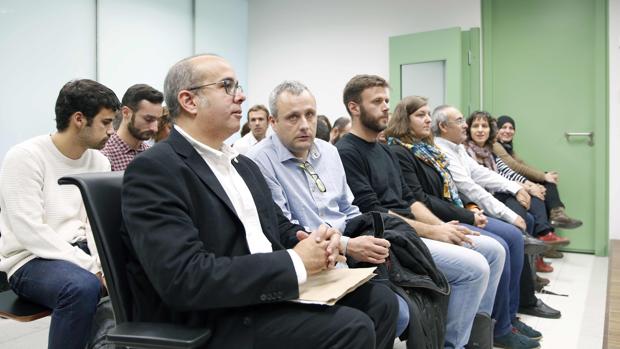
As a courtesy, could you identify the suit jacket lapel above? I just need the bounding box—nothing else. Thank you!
[166,129,237,216]
[232,158,284,248]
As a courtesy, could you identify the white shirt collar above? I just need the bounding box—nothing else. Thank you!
[174,125,239,163]
[435,136,460,152]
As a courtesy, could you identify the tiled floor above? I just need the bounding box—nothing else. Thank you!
[395,252,608,349]
[0,253,608,349]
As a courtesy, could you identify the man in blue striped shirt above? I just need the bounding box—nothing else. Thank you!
[247,81,409,341]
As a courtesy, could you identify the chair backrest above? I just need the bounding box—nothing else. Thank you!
[59,172,132,323]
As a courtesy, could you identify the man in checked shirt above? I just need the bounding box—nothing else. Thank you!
[101,84,164,170]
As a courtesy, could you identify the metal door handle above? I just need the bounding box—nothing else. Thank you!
[564,131,594,146]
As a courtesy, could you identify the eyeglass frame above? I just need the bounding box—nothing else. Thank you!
[445,116,466,126]
[186,79,244,96]
[299,161,326,193]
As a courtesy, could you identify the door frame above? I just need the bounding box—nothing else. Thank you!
[389,27,479,112]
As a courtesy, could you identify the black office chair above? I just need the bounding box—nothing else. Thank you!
[0,289,51,322]
[59,172,211,349]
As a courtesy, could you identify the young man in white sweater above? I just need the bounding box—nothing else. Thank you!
[0,79,120,349]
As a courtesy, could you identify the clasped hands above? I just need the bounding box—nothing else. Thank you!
[293,224,392,275]
[523,181,546,201]
[293,224,346,275]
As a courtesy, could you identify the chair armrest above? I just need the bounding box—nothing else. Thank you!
[107,322,211,349]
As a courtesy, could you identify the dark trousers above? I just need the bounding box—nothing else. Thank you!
[208,281,399,349]
[519,259,538,308]
[9,258,102,349]
[543,182,564,211]
[495,193,553,236]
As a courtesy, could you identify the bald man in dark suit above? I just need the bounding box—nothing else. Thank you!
[120,54,398,349]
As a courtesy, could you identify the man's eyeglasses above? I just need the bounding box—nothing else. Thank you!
[187,79,243,96]
[446,117,466,125]
[299,161,326,193]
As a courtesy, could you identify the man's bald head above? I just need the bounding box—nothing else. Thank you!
[164,54,222,120]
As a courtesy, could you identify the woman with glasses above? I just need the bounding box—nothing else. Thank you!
[385,96,546,349]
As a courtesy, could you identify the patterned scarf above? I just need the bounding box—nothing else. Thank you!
[464,140,497,171]
[388,137,463,207]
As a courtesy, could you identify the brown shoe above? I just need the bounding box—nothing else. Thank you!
[542,248,564,259]
[549,207,583,229]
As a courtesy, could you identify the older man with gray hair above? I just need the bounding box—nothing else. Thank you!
[432,105,561,322]
[431,105,528,232]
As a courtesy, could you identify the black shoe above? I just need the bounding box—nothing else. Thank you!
[523,235,551,255]
[466,313,493,348]
[512,318,542,340]
[518,299,561,319]
[494,329,541,349]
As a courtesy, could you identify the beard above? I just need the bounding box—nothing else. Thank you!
[359,105,387,133]
[92,137,110,150]
[127,114,154,141]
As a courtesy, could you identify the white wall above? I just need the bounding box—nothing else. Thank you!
[0,0,96,164]
[0,0,249,161]
[195,0,248,143]
[610,0,620,239]
[195,0,248,92]
[97,0,194,98]
[246,0,480,119]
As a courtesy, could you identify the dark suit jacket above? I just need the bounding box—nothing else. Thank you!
[388,143,475,225]
[120,129,304,346]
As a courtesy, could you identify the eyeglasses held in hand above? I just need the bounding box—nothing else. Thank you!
[299,161,326,193]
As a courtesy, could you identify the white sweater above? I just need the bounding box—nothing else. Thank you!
[0,135,111,278]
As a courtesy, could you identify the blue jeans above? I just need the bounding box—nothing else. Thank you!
[395,294,409,337]
[9,258,102,349]
[465,218,524,337]
[422,234,504,349]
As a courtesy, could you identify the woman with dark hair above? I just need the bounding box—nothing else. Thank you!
[494,115,582,230]
[385,96,553,349]
[464,112,566,269]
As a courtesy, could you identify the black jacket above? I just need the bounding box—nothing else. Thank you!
[389,143,475,225]
[121,129,304,347]
[345,212,449,349]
